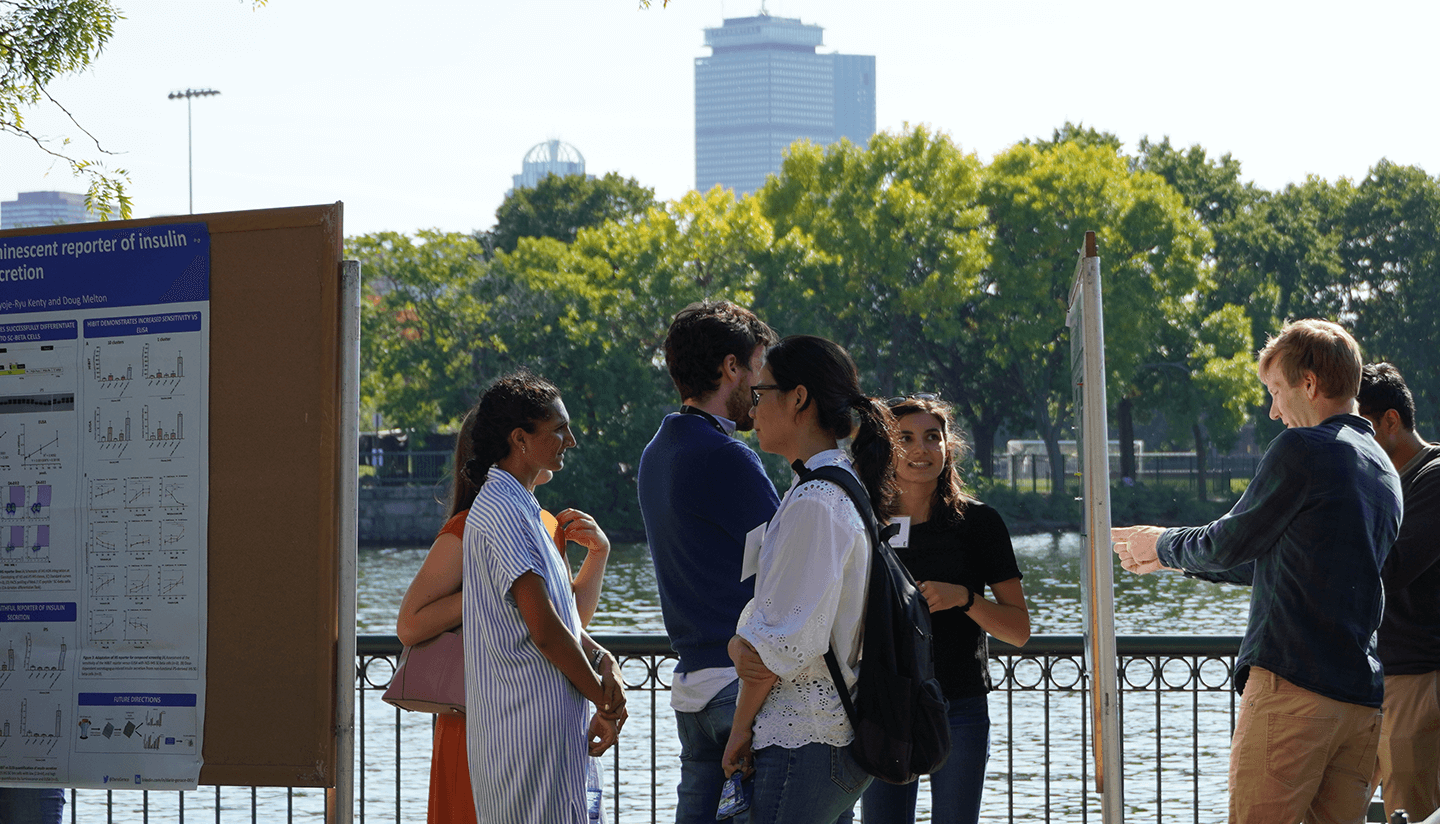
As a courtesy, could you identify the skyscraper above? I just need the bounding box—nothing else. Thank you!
[694,13,875,195]
[1,191,92,230]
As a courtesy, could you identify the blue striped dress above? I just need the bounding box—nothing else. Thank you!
[463,467,596,823]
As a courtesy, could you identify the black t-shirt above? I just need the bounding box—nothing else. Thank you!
[892,501,1023,699]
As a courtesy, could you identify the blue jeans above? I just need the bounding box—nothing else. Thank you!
[861,694,990,824]
[0,787,66,824]
[749,741,870,824]
[675,679,744,824]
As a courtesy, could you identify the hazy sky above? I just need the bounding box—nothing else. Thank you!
[5,0,1438,237]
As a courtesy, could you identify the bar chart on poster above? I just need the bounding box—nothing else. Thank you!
[0,224,209,789]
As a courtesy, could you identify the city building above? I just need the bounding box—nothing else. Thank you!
[695,13,875,195]
[511,140,589,192]
[1,191,93,231]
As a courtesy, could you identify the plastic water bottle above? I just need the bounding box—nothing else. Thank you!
[585,759,603,823]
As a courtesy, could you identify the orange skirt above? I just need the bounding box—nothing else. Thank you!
[428,714,477,824]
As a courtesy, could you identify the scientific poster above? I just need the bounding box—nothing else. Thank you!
[0,224,208,789]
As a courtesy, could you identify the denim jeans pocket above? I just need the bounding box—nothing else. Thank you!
[830,744,871,794]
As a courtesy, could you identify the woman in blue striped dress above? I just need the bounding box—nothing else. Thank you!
[461,371,626,823]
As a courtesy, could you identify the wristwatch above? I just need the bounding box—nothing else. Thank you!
[590,648,609,670]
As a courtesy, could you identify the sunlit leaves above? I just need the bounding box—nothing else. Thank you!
[2,0,130,218]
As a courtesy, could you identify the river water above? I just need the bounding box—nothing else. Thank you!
[76,532,1255,822]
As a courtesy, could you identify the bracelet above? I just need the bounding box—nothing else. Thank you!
[590,648,608,670]
[957,588,977,613]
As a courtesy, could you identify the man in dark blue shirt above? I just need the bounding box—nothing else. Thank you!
[1359,362,1440,821]
[637,301,779,824]
[1114,319,1402,824]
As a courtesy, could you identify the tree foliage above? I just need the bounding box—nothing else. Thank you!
[488,172,657,256]
[1346,160,1440,427]
[1,0,129,217]
[755,128,990,397]
[979,137,1210,494]
[353,125,1440,526]
[3,0,267,220]
[352,230,492,435]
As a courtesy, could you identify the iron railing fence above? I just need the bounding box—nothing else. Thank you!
[359,449,451,486]
[360,633,1249,824]
[359,449,1264,494]
[62,634,1395,823]
[995,452,1261,496]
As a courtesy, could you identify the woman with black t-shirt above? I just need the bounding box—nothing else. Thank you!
[860,396,1031,824]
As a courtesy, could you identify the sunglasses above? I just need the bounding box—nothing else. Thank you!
[750,384,782,407]
[886,392,941,407]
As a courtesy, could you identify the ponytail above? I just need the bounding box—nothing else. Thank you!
[849,395,899,521]
[444,408,482,518]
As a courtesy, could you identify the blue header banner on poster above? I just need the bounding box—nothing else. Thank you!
[0,319,78,344]
[77,693,199,708]
[0,224,210,315]
[0,603,78,622]
[84,312,203,339]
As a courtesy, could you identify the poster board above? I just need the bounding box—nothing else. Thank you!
[1065,231,1123,820]
[0,203,346,787]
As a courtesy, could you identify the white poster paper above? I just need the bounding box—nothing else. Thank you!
[0,224,209,789]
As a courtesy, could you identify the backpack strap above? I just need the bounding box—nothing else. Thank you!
[793,460,901,730]
[792,460,879,546]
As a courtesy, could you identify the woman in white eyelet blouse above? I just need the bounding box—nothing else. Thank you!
[721,335,901,824]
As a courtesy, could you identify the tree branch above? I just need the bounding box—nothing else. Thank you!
[42,85,121,155]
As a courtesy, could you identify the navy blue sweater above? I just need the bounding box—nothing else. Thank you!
[637,414,780,673]
[1158,414,1403,707]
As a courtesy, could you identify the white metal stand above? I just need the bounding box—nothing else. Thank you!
[1067,232,1123,822]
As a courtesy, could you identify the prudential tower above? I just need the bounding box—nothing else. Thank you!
[694,12,875,196]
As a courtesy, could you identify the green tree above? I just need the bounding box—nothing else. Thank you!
[1346,160,1440,430]
[979,137,1209,496]
[754,126,991,406]
[1137,137,1256,229]
[487,172,657,255]
[1138,137,1358,451]
[350,230,492,436]
[1138,304,1264,499]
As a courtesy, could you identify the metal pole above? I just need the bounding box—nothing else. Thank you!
[168,89,219,214]
[336,259,361,824]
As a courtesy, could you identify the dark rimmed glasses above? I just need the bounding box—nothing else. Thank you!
[750,384,782,407]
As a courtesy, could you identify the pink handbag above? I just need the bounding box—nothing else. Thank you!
[381,629,465,715]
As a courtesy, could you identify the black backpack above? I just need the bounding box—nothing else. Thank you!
[798,462,952,785]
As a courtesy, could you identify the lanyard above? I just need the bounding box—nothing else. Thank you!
[679,405,727,436]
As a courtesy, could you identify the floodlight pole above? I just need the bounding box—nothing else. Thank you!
[167,88,221,213]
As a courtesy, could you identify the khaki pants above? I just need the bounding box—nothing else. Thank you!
[1230,667,1382,824]
[1374,670,1440,821]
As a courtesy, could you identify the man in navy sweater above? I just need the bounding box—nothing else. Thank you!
[637,301,780,824]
